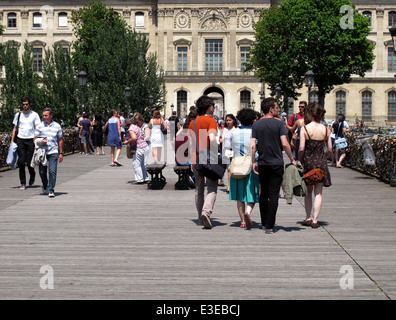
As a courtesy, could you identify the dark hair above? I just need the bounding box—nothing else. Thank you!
[261,97,277,115]
[236,108,257,127]
[83,113,89,119]
[196,95,214,116]
[299,101,307,107]
[95,114,102,122]
[332,113,345,130]
[225,114,237,127]
[183,110,198,129]
[21,96,31,105]
[304,102,325,124]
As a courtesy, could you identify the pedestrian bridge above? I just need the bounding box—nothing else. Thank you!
[0,146,395,300]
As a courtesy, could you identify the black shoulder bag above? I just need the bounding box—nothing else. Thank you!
[193,119,226,180]
[13,112,22,143]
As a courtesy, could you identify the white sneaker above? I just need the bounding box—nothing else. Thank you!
[200,213,212,229]
[265,228,274,234]
[48,192,55,198]
[19,184,26,190]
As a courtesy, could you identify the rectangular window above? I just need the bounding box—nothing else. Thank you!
[33,13,42,28]
[389,91,396,121]
[388,47,396,72]
[177,47,188,71]
[135,13,144,27]
[389,12,396,27]
[362,91,372,121]
[240,90,251,109]
[205,39,223,71]
[240,47,250,71]
[58,13,68,27]
[8,13,17,28]
[33,48,43,72]
[336,91,346,115]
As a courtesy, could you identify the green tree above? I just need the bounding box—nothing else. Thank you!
[249,0,375,107]
[71,0,164,119]
[41,44,80,127]
[0,41,43,131]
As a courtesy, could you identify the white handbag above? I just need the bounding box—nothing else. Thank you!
[230,151,252,179]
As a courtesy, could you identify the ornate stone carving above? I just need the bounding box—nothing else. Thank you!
[21,10,29,19]
[122,10,131,18]
[376,8,384,18]
[238,12,252,28]
[201,17,227,30]
[175,10,190,29]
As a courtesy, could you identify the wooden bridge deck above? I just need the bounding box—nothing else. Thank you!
[0,146,395,300]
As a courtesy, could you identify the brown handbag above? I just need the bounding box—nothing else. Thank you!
[303,168,324,185]
[302,126,327,185]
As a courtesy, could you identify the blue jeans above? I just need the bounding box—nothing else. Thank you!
[39,153,58,193]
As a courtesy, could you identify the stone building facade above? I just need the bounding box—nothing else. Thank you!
[1,0,396,125]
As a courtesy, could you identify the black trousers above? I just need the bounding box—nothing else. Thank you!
[16,138,35,185]
[258,165,284,229]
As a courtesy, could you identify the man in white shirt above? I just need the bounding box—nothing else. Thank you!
[34,108,64,198]
[11,97,41,190]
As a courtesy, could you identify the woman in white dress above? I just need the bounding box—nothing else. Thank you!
[149,109,167,163]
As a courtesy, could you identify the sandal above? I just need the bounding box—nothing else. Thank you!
[311,222,319,228]
[240,223,246,228]
[244,213,252,230]
[303,219,312,226]
[114,160,122,166]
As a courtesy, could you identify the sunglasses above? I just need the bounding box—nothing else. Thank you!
[22,103,29,106]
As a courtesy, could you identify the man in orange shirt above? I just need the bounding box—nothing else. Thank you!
[189,95,219,229]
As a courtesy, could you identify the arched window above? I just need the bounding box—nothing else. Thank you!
[58,12,68,27]
[135,12,144,27]
[362,91,372,121]
[336,91,346,115]
[177,90,188,117]
[7,12,17,28]
[33,12,42,28]
[362,11,372,26]
[240,90,251,109]
[388,91,396,121]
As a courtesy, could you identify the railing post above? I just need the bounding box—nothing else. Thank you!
[391,160,396,187]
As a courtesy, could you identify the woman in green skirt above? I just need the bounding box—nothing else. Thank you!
[229,108,260,230]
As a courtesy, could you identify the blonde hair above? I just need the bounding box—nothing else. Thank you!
[133,112,144,123]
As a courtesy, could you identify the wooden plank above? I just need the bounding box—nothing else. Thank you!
[0,147,394,299]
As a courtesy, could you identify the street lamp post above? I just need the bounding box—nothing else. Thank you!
[287,97,294,118]
[148,95,154,114]
[124,87,131,118]
[389,23,396,186]
[305,70,314,103]
[275,86,282,110]
[78,70,87,113]
[163,100,167,117]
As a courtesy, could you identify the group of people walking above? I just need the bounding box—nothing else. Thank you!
[9,94,341,230]
[190,95,334,233]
